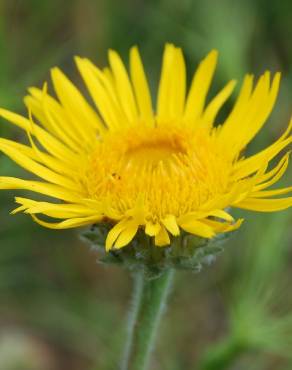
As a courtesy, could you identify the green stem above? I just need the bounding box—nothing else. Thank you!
[121,269,174,370]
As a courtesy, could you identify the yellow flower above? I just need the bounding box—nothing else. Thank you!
[0,44,291,250]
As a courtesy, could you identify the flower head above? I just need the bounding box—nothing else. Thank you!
[0,44,291,251]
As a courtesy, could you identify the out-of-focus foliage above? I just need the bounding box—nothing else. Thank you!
[0,1,291,369]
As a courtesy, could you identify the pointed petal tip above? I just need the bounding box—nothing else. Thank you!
[50,66,59,74]
[74,55,83,65]
[130,45,139,54]
[208,49,219,60]
[108,48,118,61]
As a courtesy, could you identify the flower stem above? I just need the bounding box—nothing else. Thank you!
[121,269,174,370]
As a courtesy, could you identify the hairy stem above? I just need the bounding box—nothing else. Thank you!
[121,269,174,370]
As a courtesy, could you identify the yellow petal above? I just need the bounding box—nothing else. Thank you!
[24,123,79,177]
[157,44,175,119]
[233,119,292,179]
[0,177,80,202]
[108,49,138,122]
[235,197,292,212]
[154,225,170,247]
[216,74,254,148]
[129,46,154,124]
[204,218,244,233]
[202,79,237,126]
[170,47,186,118]
[0,140,78,190]
[105,219,128,251]
[184,50,218,123]
[13,197,99,218]
[114,221,139,249]
[254,152,290,191]
[250,186,292,198]
[25,87,87,152]
[145,221,161,236]
[178,216,215,238]
[51,67,101,145]
[0,108,76,164]
[161,215,180,236]
[207,209,234,222]
[218,72,281,156]
[75,56,126,130]
[31,214,103,229]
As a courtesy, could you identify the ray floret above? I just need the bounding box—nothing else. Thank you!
[0,44,291,250]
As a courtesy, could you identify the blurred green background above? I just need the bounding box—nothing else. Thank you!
[0,1,291,369]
